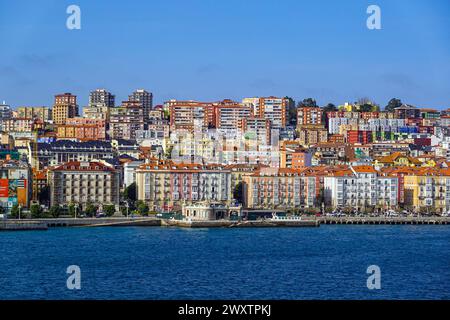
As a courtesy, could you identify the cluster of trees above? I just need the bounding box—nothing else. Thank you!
[7,202,117,219]
[288,96,405,118]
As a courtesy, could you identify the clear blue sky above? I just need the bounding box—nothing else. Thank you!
[0,0,449,108]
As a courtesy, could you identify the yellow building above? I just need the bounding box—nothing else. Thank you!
[375,152,422,167]
[403,168,450,213]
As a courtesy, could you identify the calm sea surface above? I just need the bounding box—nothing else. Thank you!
[0,225,449,300]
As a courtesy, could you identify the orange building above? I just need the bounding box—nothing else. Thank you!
[57,118,107,141]
[52,93,78,125]
[297,106,323,126]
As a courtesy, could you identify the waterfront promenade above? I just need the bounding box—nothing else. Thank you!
[2,216,450,230]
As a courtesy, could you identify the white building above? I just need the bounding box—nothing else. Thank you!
[182,202,242,221]
[324,165,398,209]
[123,160,144,187]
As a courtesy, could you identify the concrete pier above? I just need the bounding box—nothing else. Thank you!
[318,216,450,225]
[162,219,319,228]
[0,221,48,231]
[14,217,162,228]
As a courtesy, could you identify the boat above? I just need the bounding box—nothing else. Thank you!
[268,213,302,221]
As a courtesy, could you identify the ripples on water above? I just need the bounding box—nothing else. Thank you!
[0,225,449,300]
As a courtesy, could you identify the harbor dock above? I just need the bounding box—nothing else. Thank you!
[161,219,319,228]
[318,216,450,225]
[0,221,48,231]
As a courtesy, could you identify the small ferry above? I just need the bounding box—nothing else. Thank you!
[268,213,302,221]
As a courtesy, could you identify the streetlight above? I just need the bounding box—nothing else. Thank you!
[125,200,129,218]
[18,204,21,220]
[74,204,78,219]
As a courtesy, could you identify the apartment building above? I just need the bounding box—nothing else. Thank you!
[280,146,312,169]
[48,160,120,209]
[297,106,323,126]
[15,106,52,121]
[403,168,450,213]
[168,100,213,131]
[89,89,115,107]
[57,118,107,141]
[394,104,421,119]
[240,117,272,146]
[129,89,153,121]
[243,97,288,129]
[82,104,111,121]
[256,97,287,129]
[242,167,316,209]
[313,142,353,165]
[52,93,78,125]
[324,165,398,209]
[1,118,34,133]
[297,125,328,146]
[136,160,232,212]
[109,100,145,140]
[215,104,252,130]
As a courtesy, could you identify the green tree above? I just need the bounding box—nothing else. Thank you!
[84,203,98,217]
[30,204,44,218]
[103,204,116,217]
[359,103,375,112]
[10,204,20,219]
[233,182,243,203]
[322,103,337,112]
[285,96,297,125]
[120,205,128,217]
[38,185,50,206]
[48,206,61,218]
[385,98,402,112]
[123,182,137,203]
[164,146,174,159]
[68,203,76,217]
[297,98,317,108]
[136,201,149,216]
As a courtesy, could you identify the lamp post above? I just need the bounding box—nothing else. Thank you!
[125,200,129,218]
[18,204,21,220]
[74,204,78,219]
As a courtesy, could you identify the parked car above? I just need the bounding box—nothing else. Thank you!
[96,213,106,218]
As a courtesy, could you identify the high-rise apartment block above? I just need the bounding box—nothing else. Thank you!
[109,100,145,140]
[52,93,78,125]
[89,89,115,107]
[129,89,153,121]
[242,97,288,129]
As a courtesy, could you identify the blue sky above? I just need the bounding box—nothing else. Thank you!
[0,0,449,108]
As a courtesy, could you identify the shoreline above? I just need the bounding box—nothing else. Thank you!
[2,216,450,231]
